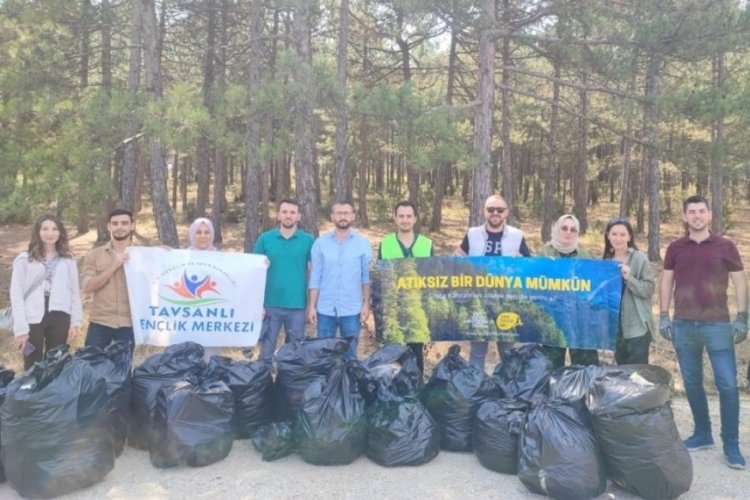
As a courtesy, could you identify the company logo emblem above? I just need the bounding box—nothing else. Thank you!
[496,312,523,331]
[162,271,227,306]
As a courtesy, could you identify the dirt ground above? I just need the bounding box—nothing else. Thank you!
[1,199,750,498]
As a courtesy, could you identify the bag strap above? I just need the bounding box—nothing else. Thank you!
[23,255,60,300]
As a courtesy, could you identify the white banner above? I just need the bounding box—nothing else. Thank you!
[124,247,267,346]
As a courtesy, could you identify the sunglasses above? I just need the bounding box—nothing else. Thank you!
[486,207,507,214]
[608,216,630,225]
[560,225,578,233]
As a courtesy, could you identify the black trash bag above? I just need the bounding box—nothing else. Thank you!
[422,345,497,451]
[275,337,349,421]
[298,360,367,465]
[150,378,234,468]
[0,365,15,484]
[0,354,115,499]
[75,341,133,456]
[364,344,423,397]
[41,343,70,361]
[366,379,441,467]
[472,398,529,474]
[518,397,606,500]
[493,344,552,399]
[588,365,692,500]
[250,421,297,461]
[129,341,206,450]
[549,364,611,402]
[208,355,275,439]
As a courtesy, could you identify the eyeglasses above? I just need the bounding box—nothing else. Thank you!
[560,225,578,233]
[486,207,507,214]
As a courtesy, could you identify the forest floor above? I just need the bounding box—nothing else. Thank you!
[1,196,750,498]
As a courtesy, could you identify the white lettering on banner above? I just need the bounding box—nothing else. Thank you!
[124,247,267,346]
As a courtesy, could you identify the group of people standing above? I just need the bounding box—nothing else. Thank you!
[7,193,748,470]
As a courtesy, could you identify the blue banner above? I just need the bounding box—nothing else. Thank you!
[371,256,622,350]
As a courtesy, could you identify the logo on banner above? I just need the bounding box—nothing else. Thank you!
[162,270,227,306]
[496,311,523,331]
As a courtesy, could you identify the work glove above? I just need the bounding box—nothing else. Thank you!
[733,312,748,344]
[659,313,673,342]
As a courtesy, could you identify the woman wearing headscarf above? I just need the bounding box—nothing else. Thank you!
[188,217,217,251]
[539,214,598,369]
[186,217,221,358]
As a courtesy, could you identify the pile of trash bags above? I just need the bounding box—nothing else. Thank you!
[588,365,693,499]
[0,340,694,499]
[422,345,496,451]
[0,350,115,498]
[149,376,234,468]
[365,345,440,467]
[75,342,133,456]
[129,342,206,450]
[471,349,693,500]
[257,340,442,468]
[0,364,15,484]
[208,356,274,439]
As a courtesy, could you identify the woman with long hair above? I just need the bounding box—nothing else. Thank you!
[539,214,598,369]
[603,217,655,364]
[10,214,83,368]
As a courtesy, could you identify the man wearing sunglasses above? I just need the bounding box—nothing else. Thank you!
[454,194,531,370]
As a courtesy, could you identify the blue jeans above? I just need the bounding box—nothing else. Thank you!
[259,307,306,364]
[673,320,739,445]
[317,313,361,359]
[469,340,513,372]
[85,323,135,353]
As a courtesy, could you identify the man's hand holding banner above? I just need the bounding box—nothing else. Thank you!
[124,248,267,346]
[372,256,622,350]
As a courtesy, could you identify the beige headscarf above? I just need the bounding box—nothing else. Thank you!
[547,214,580,255]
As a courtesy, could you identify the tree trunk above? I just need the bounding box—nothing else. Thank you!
[121,0,142,212]
[292,0,319,237]
[430,24,457,231]
[542,60,560,242]
[710,51,725,234]
[77,0,91,235]
[619,58,638,217]
[573,85,588,233]
[142,0,177,246]
[243,0,264,252]
[499,0,514,219]
[358,117,370,228]
[172,151,178,210]
[195,0,217,219]
[181,155,189,217]
[96,0,114,243]
[333,0,350,201]
[211,0,229,244]
[644,54,661,261]
[470,0,497,226]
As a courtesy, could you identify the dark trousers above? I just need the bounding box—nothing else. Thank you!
[407,342,424,376]
[545,346,599,370]
[85,322,135,354]
[615,333,651,365]
[25,307,70,370]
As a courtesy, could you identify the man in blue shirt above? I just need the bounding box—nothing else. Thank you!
[307,200,372,359]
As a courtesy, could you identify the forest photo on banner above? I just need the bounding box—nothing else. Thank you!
[372,256,622,350]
